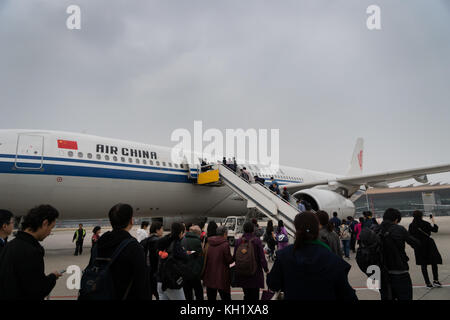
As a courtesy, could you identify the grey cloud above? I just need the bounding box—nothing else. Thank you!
[1,0,449,183]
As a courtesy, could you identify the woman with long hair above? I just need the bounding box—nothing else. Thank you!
[156,222,188,300]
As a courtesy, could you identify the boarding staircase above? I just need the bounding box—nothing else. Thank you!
[194,163,299,237]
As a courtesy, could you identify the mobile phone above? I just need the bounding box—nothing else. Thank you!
[429,214,433,219]
[59,269,66,274]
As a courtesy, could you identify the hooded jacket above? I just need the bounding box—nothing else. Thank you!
[267,242,357,300]
[0,231,57,300]
[202,235,233,292]
[88,229,149,300]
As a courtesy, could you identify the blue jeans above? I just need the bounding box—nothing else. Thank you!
[341,240,350,258]
[157,282,186,300]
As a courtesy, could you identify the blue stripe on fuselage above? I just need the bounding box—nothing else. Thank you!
[0,161,191,183]
[0,154,300,185]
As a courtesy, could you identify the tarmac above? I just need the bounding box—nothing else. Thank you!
[35,216,450,300]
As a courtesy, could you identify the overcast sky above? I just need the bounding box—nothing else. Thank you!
[1,0,449,184]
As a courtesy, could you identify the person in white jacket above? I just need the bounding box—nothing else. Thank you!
[136,221,150,242]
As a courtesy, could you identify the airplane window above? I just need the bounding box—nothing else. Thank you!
[78,152,83,158]
[87,153,92,159]
[168,163,173,167]
[162,162,166,166]
[143,159,147,165]
[174,163,179,168]
[113,156,118,162]
[180,164,184,168]
[96,154,101,160]
[128,158,133,163]
[121,157,125,162]
[156,161,160,166]
[105,155,110,161]
[136,159,140,164]
[68,151,74,157]
[149,160,154,165]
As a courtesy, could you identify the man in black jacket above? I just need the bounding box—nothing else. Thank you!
[86,203,149,300]
[0,210,14,252]
[374,208,420,300]
[140,221,164,300]
[0,205,62,300]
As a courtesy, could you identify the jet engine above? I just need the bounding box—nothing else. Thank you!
[293,188,355,219]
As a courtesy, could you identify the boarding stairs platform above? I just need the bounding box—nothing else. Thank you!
[195,163,299,237]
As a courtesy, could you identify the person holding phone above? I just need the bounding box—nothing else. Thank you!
[0,205,63,300]
[408,210,443,288]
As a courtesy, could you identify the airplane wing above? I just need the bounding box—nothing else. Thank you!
[285,163,450,194]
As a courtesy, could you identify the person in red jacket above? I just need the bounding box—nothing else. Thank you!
[202,226,233,301]
[354,217,364,246]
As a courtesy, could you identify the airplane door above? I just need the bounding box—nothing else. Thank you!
[15,134,44,169]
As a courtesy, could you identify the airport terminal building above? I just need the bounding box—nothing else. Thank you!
[354,185,450,217]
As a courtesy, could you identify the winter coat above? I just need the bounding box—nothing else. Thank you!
[354,223,362,240]
[88,229,149,300]
[373,221,420,272]
[181,232,204,278]
[0,231,57,300]
[202,235,233,292]
[140,234,162,277]
[233,233,268,289]
[408,219,442,265]
[267,242,357,300]
[319,228,343,257]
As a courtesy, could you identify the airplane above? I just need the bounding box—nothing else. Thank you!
[1,129,450,224]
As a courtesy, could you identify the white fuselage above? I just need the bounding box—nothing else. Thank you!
[0,130,341,220]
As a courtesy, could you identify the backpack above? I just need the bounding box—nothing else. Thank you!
[159,241,193,291]
[340,225,350,239]
[235,238,257,277]
[276,231,288,243]
[78,238,134,300]
[355,225,393,276]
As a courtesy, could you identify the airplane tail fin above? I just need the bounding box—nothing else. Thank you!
[346,138,364,176]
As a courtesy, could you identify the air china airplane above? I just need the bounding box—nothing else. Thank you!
[1,129,450,222]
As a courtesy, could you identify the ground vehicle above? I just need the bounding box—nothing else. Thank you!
[224,216,246,246]
[224,216,268,246]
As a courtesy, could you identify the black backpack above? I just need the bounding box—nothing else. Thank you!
[78,238,134,300]
[159,241,193,291]
[356,225,393,276]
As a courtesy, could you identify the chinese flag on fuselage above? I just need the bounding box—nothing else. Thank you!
[57,139,78,150]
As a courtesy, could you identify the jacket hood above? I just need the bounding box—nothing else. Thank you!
[207,235,228,247]
[97,229,132,250]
